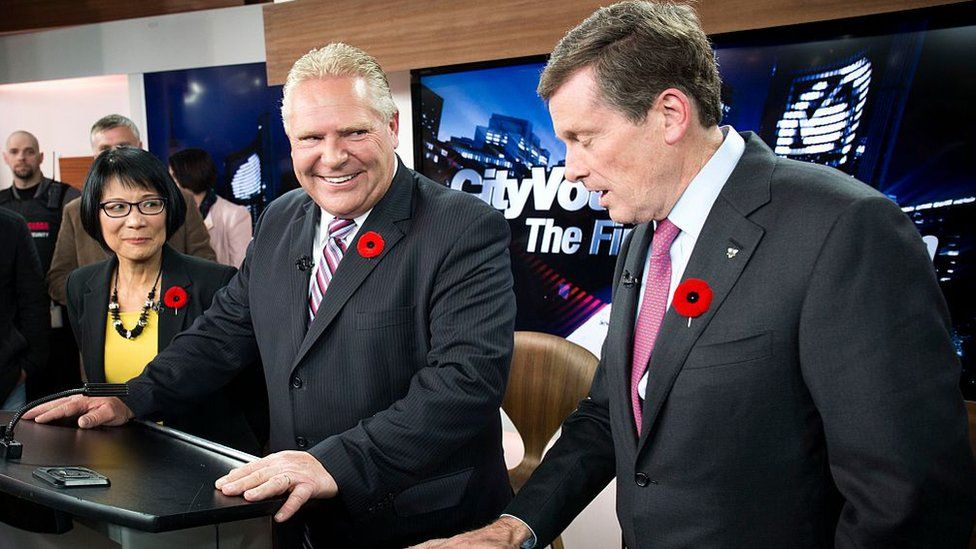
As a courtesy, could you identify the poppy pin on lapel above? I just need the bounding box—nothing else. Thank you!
[673,279,713,328]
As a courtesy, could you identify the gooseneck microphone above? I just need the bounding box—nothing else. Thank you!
[0,383,129,460]
[296,255,314,271]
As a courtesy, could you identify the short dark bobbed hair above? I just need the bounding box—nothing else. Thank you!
[80,147,186,249]
[168,148,217,194]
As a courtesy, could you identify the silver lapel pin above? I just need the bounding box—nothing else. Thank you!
[726,247,739,259]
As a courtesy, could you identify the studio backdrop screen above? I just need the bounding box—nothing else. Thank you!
[144,62,297,222]
[412,3,976,396]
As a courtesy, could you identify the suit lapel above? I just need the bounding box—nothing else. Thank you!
[81,258,115,383]
[287,199,319,355]
[636,132,774,456]
[291,161,414,370]
[157,246,192,348]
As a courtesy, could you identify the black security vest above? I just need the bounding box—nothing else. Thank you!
[0,178,78,273]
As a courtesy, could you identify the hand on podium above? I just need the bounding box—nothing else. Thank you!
[22,395,135,428]
[215,450,338,522]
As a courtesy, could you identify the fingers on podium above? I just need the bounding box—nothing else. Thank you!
[216,459,265,492]
[275,483,314,522]
[24,395,82,422]
[244,472,291,501]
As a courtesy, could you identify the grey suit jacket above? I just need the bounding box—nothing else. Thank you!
[124,161,516,547]
[506,132,976,548]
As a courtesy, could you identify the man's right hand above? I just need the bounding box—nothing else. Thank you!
[22,395,134,428]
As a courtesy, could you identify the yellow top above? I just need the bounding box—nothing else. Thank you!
[104,310,159,383]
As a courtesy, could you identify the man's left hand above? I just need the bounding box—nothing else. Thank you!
[215,450,338,522]
[409,516,531,548]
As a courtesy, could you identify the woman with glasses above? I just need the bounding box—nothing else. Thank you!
[65,147,262,454]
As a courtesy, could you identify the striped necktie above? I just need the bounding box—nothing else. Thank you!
[308,217,355,321]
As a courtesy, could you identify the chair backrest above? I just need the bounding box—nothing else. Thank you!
[503,331,599,492]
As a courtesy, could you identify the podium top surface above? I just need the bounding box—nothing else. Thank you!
[0,412,281,532]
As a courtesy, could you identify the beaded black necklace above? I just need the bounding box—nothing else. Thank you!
[109,268,162,340]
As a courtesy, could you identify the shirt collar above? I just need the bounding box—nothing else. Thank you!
[665,126,745,240]
[317,207,372,240]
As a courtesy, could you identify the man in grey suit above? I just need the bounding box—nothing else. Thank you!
[419,2,976,548]
[27,43,516,547]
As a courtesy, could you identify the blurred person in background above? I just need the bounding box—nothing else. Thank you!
[1,131,80,273]
[169,148,252,268]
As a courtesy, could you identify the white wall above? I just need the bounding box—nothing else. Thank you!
[0,74,131,190]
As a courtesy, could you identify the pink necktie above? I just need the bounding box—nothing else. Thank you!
[631,219,680,435]
[308,218,355,320]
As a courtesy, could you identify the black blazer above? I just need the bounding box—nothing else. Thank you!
[506,133,976,547]
[124,161,516,547]
[66,245,263,454]
[0,209,48,404]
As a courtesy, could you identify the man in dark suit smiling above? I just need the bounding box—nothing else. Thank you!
[418,2,976,548]
[27,43,516,548]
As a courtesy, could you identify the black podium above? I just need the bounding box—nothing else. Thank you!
[0,412,280,548]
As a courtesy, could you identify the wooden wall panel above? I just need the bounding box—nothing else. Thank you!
[58,156,94,190]
[264,0,968,85]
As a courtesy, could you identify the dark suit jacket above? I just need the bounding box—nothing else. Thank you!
[48,188,216,305]
[66,245,262,454]
[506,133,976,547]
[0,209,48,404]
[123,161,516,547]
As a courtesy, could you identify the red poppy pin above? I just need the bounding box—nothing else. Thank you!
[163,286,188,315]
[672,278,713,327]
[356,231,385,259]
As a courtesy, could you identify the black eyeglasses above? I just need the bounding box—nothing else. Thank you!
[99,198,167,218]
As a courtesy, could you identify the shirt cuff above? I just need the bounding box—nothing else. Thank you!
[500,514,538,549]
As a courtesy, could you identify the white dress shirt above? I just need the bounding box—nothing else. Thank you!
[636,127,745,399]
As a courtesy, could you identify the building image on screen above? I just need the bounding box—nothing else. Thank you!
[415,61,620,356]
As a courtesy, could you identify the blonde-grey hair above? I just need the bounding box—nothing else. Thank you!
[281,43,398,133]
[89,114,141,145]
